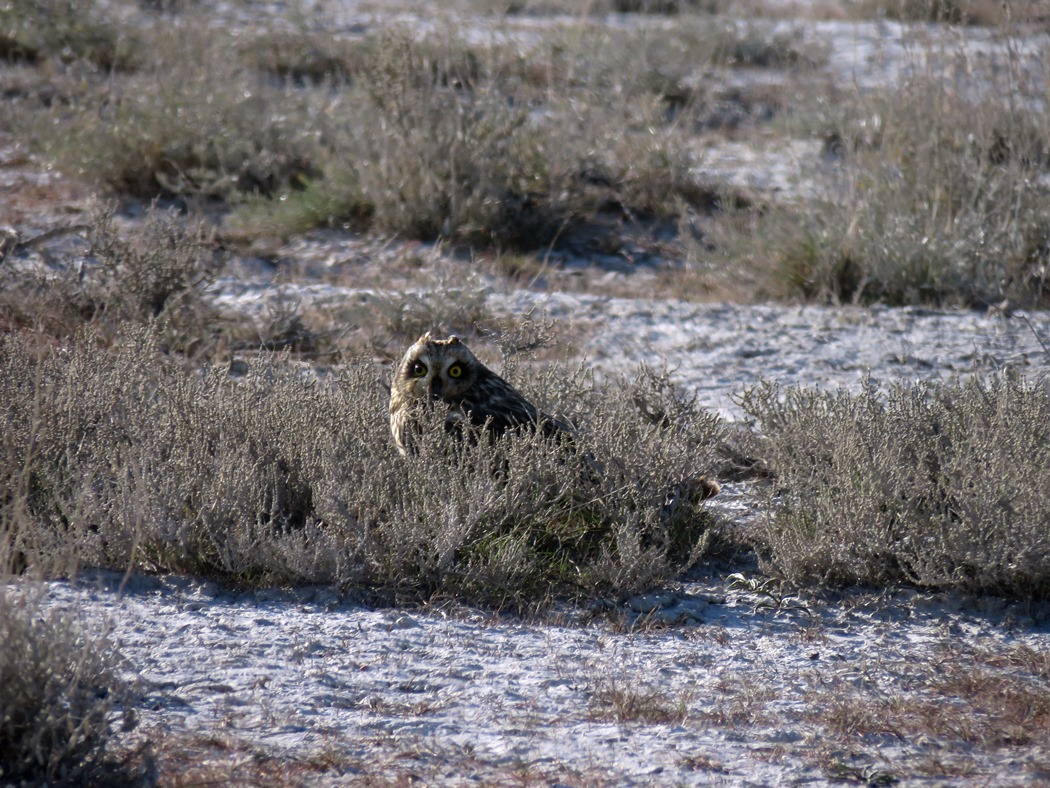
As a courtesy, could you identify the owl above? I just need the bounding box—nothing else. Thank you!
[389,332,570,455]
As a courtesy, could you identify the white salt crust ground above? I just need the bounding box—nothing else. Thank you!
[36,566,1050,786]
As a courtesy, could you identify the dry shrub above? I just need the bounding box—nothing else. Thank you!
[860,0,1049,26]
[0,325,725,609]
[0,205,222,357]
[228,29,563,248]
[9,8,790,256]
[0,0,140,69]
[17,23,320,200]
[0,585,134,784]
[741,375,1050,597]
[494,0,728,15]
[82,205,216,324]
[240,29,363,85]
[230,25,737,249]
[749,61,1050,307]
[344,32,559,248]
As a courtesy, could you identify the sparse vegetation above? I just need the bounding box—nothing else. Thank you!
[709,61,1050,307]
[14,24,321,201]
[825,657,1050,746]
[2,2,1050,782]
[1,0,1046,605]
[0,204,226,357]
[0,585,135,784]
[802,85,1044,306]
[0,0,1045,604]
[589,676,692,724]
[858,0,1048,26]
[741,375,1050,597]
[0,0,140,70]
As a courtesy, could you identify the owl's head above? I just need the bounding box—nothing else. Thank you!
[392,332,484,406]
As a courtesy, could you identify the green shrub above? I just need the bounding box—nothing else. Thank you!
[740,375,1050,597]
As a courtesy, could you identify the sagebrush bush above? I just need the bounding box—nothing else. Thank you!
[741,375,1050,597]
[862,0,1048,25]
[345,32,561,247]
[752,68,1050,307]
[229,26,718,247]
[7,5,800,254]
[0,585,134,784]
[0,325,725,609]
[0,205,222,356]
[0,0,139,69]
[16,23,321,200]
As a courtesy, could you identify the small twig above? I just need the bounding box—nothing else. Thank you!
[0,224,93,263]
[19,224,93,249]
[1020,314,1050,363]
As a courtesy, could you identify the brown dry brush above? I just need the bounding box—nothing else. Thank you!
[0,585,136,785]
[756,58,1050,308]
[741,375,1050,598]
[0,325,726,609]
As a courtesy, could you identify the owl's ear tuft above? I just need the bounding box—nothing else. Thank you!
[448,335,461,345]
[418,331,433,343]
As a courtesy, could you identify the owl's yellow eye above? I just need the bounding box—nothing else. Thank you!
[448,364,463,378]
[410,361,427,377]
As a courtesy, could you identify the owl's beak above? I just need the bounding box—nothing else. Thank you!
[428,378,443,400]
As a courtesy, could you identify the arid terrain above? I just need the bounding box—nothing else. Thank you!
[2,1,1050,785]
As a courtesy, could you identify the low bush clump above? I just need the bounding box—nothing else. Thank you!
[233,28,710,250]
[747,71,1050,307]
[0,325,726,610]
[0,0,140,70]
[15,22,321,201]
[0,205,223,357]
[0,585,134,784]
[741,375,1050,597]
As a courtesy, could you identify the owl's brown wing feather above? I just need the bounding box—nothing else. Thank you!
[456,373,577,444]
[455,372,543,433]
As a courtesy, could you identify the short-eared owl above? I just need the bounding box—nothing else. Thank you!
[389,332,569,455]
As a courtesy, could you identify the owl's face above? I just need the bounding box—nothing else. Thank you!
[392,333,482,409]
